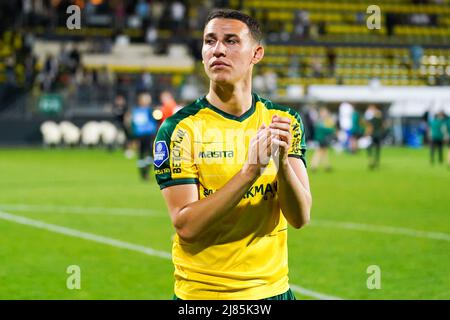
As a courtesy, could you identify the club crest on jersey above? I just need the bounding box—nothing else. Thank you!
[154,141,169,167]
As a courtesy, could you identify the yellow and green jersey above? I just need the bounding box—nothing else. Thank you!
[153,93,307,300]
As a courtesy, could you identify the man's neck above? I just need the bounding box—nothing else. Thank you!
[206,81,253,117]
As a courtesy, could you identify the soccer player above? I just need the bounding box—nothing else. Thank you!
[365,104,384,170]
[349,109,364,153]
[311,107,335,172]
[130,91,157,180]
[428,111,446,165]
[446,114,450,169]
[153,9,312,300]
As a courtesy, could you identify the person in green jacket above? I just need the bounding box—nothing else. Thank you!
[428,111,446,165]
[446,115,450,169]
[311,107,336,171]
[349,110,364,153]
[365,105,384,169]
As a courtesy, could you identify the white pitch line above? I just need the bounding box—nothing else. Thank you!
[311,220,450,242]
[0,204,160,217]
[0,210,343,300]
[0,210,171,259]
[2,203,448,242]
[290,284,342,300]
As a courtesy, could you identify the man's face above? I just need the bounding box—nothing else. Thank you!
[202,18,261,84]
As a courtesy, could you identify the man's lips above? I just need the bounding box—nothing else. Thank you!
[211,61,230,67]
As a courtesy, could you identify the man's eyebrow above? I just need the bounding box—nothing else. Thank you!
[204,33,240,38]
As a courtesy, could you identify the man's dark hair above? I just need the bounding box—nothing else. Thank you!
[204,9,262,43]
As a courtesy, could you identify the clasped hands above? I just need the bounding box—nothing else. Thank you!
[244,115,292,176]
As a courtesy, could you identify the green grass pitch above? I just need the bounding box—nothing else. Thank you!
[0,147,449,299]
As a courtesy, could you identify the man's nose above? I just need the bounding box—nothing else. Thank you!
[213,41,226,57]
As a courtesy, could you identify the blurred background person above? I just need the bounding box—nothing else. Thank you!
[338,102,354,152]
[112,92,134,158]
[158,90,177,125]
[428,110,446,165]
[365,104,384,170]
[128,91,157,181]
[349,108,364,153]
[447,114,450,169]
[311,107,336,172]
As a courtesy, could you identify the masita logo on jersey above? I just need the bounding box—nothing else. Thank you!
[154,141,169,167]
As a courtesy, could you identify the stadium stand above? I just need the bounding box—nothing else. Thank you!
[0,0,449,145]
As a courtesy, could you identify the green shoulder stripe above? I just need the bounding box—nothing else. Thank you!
[258,95,301,121]
[153,99,205,186]
[159,178,199,190]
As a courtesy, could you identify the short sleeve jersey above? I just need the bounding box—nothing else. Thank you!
[153,93,307,300]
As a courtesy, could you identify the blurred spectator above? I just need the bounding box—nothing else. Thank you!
[263,69,278,97]
[279,24,291,42]
[355,12,365,25]
[288,55,300,78]
[252,70,266,94]
[420,109,430,144]
[303,104,318,142]
[318,21,327,36]
[145,24,158,45]
[180,74,202,101]
[365,105,385,169]
[113,92,128,125]
[113,0,126,29]
[190,0,213,31]
[446,114,450,169]
[311,57,324,78]
[24,53,37,89]
[40,54,59,92]
[5,56,17,86]
[128,92,157,180]
[410,13,431,26]
[311,107,336,171]
[135,0,150,22]
[410,45,424,69]
[293,9,310,39]
[326,48,336,76]
[159,90,178,124]
[112,92,134,156]
[385,13,396,36]
[350,109,364,153]
[21,0,33,26]
[266,20,283,42]
[170,1,186,34]
[58,43,70,71]
[428,111,446,165]
[338,102,355,152]
[136,72,153,93]
[151,1,165,27]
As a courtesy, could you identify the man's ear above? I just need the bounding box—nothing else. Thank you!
[252,45,264,65]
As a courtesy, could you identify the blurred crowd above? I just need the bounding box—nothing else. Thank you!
[1,0,449,107]
[303,103,450,171]
[1,0,449,166]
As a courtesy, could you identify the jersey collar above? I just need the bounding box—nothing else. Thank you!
[201,93,257,122]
